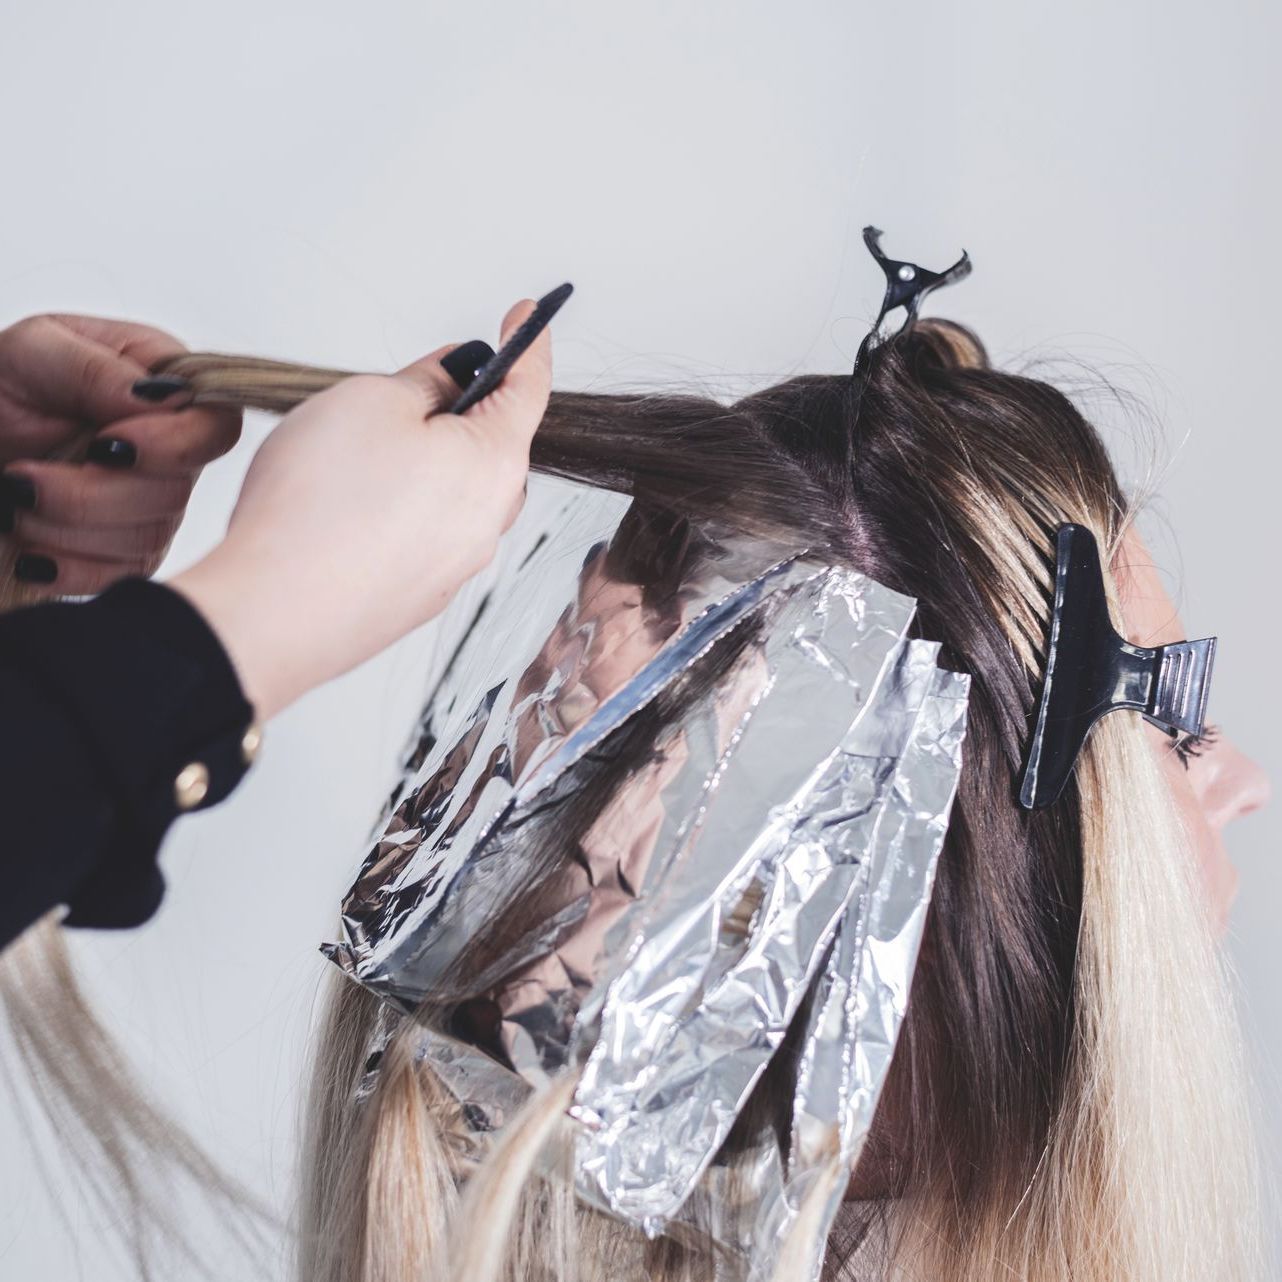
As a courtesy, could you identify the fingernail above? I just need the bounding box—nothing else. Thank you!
[15,553,57,584]
[86,438,138,469]
[0,505,13,535]
[132,375,191,403]
[447,284,572,416]
[441,340,496,391]
[0,474,37,511]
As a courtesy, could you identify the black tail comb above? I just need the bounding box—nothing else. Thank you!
[448,282,573,415]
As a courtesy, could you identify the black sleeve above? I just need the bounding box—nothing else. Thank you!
[0,579,257,950]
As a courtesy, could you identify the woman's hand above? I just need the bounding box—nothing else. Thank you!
[0,314,242,594]
[171,298,551,720]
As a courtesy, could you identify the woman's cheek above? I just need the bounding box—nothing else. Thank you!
[1159,745,1237,933]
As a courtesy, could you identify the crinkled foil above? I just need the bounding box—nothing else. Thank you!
[323,482,969,1279]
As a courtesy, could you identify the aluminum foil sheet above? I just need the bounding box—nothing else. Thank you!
[322,480,970,1278]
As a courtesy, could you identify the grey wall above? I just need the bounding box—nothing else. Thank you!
[1,2,1276,1276]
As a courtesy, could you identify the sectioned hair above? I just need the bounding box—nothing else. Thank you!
[2,321,1261,1280]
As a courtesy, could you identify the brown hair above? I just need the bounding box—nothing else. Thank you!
[267,320,1252,1279]
[2,320,1256,1280]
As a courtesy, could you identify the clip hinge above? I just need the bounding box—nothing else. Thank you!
[853,227,972,373]
[1146,637,1216,737]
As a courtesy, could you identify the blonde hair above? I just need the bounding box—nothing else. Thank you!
[0,917,273,1279]
[0,322,1263,1280]
[289,718,1258,1282]
[286,323,1259,1280]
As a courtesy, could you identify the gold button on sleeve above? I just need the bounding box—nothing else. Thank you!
[174,762,210,811]
[241,721,263,766]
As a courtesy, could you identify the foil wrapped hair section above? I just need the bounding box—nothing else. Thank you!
[324,491,819,1012]
[322,483,970,1281]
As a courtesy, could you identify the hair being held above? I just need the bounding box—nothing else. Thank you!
[2,321,1261,1280]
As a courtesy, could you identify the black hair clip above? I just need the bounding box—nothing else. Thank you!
[855,226,972,370]
[1018,524,1217,810]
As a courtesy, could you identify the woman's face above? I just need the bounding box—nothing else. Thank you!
[1115,534,1271,931]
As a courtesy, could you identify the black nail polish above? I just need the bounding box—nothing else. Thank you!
[0,504,13,535]
[448,282,573,415]
[441,340,496,391]
[132,374,191,402]
[15,553,57,584]
[86,438,138,469]
[0,474,37,510]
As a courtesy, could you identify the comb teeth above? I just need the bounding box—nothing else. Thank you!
[1150,637,1217,736]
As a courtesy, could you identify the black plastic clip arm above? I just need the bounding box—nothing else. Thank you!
[1017,524,1217,810]
[854,226,972,371]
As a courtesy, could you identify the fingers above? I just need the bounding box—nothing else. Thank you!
[83,405,242,475]
[1,454,188,596]
[393,342,475,413]
[394,298,552,444]
[43,314,188,372]
[462,299,553,446]
[0,315,188,426]
[8,510,180,561]
[8,548,158,599]
[2,459,193,526]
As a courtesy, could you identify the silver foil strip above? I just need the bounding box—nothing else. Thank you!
[757,666,970,1282]
[321,480,970,1277]
[789,666,970,1176]
[324,490,821,1012]
[568,570,934,1229]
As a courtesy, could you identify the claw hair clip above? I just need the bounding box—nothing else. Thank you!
[1018,524,1217,809]
[854,225,972,369]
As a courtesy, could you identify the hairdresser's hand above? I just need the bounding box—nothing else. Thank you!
[171,299,549,719]
[0,314,242,595]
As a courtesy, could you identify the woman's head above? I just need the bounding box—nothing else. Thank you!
[160,318,1264,1280]
[1113,531,1271,929]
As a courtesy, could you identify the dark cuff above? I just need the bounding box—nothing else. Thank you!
[0,578,259,928]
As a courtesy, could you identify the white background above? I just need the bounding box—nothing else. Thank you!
[1,2,1277,1277]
